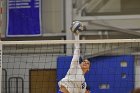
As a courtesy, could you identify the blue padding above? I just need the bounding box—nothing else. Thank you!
[57,56,73,92]
[57,56,73,81]
[57,55,134,93]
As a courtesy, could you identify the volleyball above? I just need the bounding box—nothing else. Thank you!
[70,21,86,34]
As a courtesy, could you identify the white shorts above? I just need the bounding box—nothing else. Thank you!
[58,78,80,93]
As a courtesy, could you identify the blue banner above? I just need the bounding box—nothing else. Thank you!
[6,0,41,37]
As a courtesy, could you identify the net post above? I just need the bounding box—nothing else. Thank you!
[65,0,73,55]
[0,42,2,93]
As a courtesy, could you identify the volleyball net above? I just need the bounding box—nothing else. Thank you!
[1,39,140,93]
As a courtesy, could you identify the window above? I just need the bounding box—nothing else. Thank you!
[73,0,140,16]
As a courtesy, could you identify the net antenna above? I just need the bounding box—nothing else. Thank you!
[0,43,2,93]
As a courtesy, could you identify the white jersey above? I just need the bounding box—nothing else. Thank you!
[58,35,87,93]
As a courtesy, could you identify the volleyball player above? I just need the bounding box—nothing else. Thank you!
[58,22,91,93]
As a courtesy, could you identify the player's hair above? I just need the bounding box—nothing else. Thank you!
[131,88,140,93]
[79,57,83,63]
[86,86,90,91]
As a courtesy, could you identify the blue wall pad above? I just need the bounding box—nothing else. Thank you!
[57,55,134,93]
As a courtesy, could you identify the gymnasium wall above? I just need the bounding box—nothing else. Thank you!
[1,0,140,38]
[2,44,65,93]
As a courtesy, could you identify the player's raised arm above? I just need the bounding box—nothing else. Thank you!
[70,34,80,67]
[70,21,85,67]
